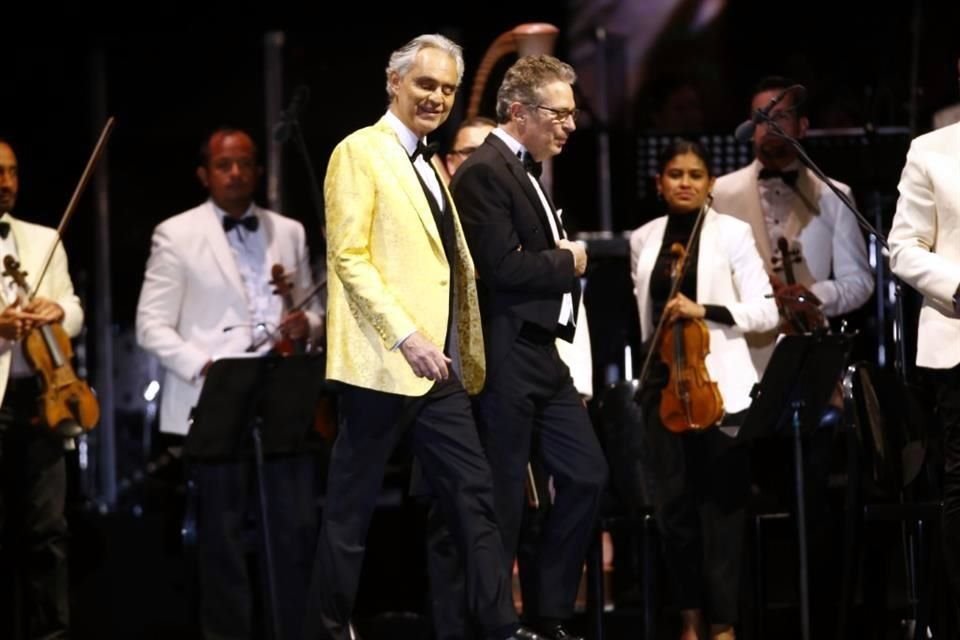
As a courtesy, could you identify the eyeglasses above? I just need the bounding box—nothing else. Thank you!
[530,104,580,124]
[448,145,480,158]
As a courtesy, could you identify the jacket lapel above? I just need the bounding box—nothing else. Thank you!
[738,161,774,269]
[487,136,559,248]
[200,202,246,296]
[373,118,445,260]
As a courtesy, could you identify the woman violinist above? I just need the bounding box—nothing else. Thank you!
[630,140,778,640]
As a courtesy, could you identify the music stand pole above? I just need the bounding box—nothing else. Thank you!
[186,353,328,640]
[251,417,281,640]
[790,400,811,640]
[738,334,852,640]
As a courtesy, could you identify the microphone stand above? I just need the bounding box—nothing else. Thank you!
[756,113,911,640]
[275,85,328,276]
[758,113,909,387]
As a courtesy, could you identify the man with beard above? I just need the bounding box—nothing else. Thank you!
[0,138,86,639]
[711,76,874,636]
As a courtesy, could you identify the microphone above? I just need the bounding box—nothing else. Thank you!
[734,84,806,142]
[272,85,311,143]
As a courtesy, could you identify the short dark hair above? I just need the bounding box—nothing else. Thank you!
[197,127,259,167]
[752,75,807,118]
[458,116,497,132]
[656,138,714,177]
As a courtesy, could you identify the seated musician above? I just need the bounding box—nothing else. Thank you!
[630,139,778,640]
[135,127,324,640]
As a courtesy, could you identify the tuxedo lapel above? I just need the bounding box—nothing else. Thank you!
[739,161,774,269]
[488,136,559,247]
[373,119,446,260]
[199,202,246,296]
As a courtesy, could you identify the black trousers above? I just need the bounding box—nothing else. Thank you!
[304,376,517,640]
[474,337,606,620]
[423,456,552,640]
[641,386,750,626]
[192,454,318,640]
[0,378,70,640]
[424,334,607,639]
[929,364,960,622]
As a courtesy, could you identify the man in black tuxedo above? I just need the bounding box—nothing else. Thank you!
[451,54,608,640]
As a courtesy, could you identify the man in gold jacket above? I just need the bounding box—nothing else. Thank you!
[303,34,539,640]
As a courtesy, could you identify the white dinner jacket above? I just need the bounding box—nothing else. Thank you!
[136,201,322,435]
[630,208,779,413]
[711,159,873,318]
[0,214,84,406]
[888,122,960,370]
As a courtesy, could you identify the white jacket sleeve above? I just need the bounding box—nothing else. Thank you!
[888,143,960,312]
[808,185,874,316]
[724,220,780,333]
[135,224,211,382]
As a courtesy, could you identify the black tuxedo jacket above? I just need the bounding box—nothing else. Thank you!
[451,134,580,377]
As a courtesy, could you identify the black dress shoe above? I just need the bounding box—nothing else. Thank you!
[510,627,545,640]
[535,623,583,640]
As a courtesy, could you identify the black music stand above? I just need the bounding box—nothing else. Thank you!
[738,333,852,640]
[184,353,327,640]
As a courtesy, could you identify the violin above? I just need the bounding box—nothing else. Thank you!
[0,117,114,438]
[267,263,337,442]
[269,263,307,356]
[635,204,724,432]
[657,244,725,432]
[772,236,825,334]
[2,256,99,436]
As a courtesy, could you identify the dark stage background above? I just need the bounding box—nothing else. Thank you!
[1,1,959,638]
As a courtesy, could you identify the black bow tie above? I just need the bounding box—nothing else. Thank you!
[521,152,542,179]
[223,215,259,233]
[412,140,440,162]
[758,167,799,186]
[0,222,9,239]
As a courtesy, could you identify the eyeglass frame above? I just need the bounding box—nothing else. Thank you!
[528,103,580,124]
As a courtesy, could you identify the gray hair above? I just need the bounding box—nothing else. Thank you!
[495,55,576,123]
[385,34,465,99]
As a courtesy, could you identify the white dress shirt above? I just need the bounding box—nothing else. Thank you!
[214,203,281,355]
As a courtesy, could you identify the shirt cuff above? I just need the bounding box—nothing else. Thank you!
[392,329,417,351]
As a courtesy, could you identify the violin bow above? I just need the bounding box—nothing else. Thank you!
[29,117,116,300]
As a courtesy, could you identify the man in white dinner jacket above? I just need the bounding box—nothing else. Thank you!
[888,120,960,623]
[136,127,323,640]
